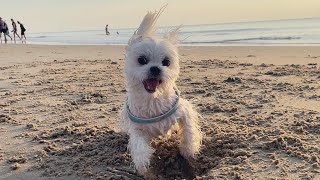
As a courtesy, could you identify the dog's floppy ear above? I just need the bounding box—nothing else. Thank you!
[164,25,181,45]
[128,5,167,46]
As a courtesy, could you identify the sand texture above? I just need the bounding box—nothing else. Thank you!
[0,45,319,179]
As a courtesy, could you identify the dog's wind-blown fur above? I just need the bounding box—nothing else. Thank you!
[120,9,203,175]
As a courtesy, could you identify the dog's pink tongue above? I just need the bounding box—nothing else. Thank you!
[144,79,159,92]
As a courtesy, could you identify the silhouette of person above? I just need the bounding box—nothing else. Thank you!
[105,24,109,35]
[0,17,7,43]
[11,19,20,41]
[3,21,13,41]
[17,21,26,42]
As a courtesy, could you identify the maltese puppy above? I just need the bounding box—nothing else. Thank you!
[120,8,203,175]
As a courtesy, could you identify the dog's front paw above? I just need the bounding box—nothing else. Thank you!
[179,130,202,159]
[132,152,153,175]
[136,164,148,175]
[179,144,200,159]
[134,157,150,176]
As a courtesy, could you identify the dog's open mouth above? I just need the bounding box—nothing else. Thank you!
[143,78,162,93]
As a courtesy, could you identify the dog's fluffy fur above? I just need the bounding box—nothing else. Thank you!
[120,9,203,175]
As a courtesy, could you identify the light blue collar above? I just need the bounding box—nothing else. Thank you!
[126,88,180,124]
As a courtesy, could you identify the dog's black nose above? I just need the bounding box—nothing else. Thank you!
[150,66,161,76]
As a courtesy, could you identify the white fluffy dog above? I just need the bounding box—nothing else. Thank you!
[120,8,203,175]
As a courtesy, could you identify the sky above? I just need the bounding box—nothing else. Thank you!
[0,0,319,33]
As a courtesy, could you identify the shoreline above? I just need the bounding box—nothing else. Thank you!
[3,42,320,46]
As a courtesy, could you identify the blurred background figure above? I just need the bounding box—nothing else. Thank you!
[17,21,26,43]
[0,17,7,43]
[105,24,109,35]
[3,21,13,41]
[11,18,21,42]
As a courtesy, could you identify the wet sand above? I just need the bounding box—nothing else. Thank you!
[0,45,319,179]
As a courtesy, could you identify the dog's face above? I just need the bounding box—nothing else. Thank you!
[125,37,180,94]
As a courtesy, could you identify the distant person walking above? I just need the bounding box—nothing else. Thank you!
[11,19,20,41]
[3,21,13,41]
[0,17,7,43]
[17,21,26,41]
[105,24,109,35]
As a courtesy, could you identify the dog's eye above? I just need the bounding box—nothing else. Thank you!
[138,55,148,65]
[162,57,170,67]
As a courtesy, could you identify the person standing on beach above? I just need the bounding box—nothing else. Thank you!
[3,21,13,41]
[0,17,7,43]
[17,21,26,41]
[105,24,109,35]
[11,19,20,41]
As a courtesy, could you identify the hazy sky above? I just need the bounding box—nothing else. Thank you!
[1,0,319,33]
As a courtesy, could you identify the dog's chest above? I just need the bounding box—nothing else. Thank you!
[127,93,184,136]
[130,105,184,137]
[141,114,181,137]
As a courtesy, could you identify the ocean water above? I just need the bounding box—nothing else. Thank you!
[28,18,320,46]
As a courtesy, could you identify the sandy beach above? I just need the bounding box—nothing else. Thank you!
[0,45,319,179]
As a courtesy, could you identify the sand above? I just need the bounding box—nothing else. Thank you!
[0,45,319,179]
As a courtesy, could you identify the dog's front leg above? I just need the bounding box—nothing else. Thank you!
[178,102,203,159]
[128,128,154,175]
